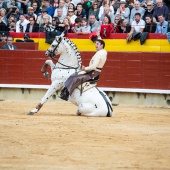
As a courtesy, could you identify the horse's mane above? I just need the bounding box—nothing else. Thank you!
[63,37,82,66]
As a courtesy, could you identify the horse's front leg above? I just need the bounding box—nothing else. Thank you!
[27,81,62,115]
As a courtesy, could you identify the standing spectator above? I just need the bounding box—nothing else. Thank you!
[99,5,115,23]
[25,16,39,32]
[115,0,130,24]
[155,14,168,34]
[75,3,86,19]
[153,0,169,22]
[36,8,52,26]
[144,14,156,33]
[16,13,30,32]
[67,9,77,24]
[43,0,54,17]
[15,0,31,14]
[88,1,100,21]
[24,6,37,20]
[143,1,154,21]
[1,36,17,50]
[89,14,100,32]
[53,0,67,17]
[98,0,114,19]
[130,1,145,23]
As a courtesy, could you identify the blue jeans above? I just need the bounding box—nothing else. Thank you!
[15,1,31,14]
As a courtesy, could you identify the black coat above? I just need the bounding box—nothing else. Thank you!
[25,23,39,32]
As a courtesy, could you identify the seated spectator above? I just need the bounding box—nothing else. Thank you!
[155,14,168,34]
[111,0,120,14]
[52,0,59,10]
[130,1,145,23]
[43,0,54,17]
[98,0,114,19]
[112,16,120,33]
[67,9,77,24]
[16,13,30,32]
[0,8,8,26]
[39,14,51,32]
[88,1,100,21]
[99,5,115,23]
[16,33,34,42]
[115,0,130,24]
[77,18,90,34]
[0,32,8,42]
[32,1,41,16]
[144,14,156,33]
[8,17,16,32]
[54,8,65,23]
[143,1,154,21]
[0,0,7,10]
[75,3,86,19]
[117,19,131,33]
[37,8,52,26]
[25,16,39,32]
[53,0,67,17]
[100,14,114,37]
[1,36,17,50]
[153,0,169,22]
[141,0,156,10]
[65,0,71,9]
[89,14,100,33]
[15,0,31,14]
[72,17,82,33]
[0,15,9,32]
[25,6,37,20]
[82,0,92,19]
[68,3,76,12]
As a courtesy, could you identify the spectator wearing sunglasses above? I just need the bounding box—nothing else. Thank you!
[25,16,39,32]
[88,1,100,21]
[67,10,77,24]
[143,1,155,21]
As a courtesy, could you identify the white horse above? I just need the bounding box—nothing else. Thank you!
[28,34,113,117]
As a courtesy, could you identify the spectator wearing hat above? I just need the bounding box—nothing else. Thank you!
[43,0,54,17]
[1,36,17,50]
[0,33,8,42]
[36,8,52,26]
[24,6,37,20]
[130,1,145,23]
[143,1,155,21]
[115,0,130,24]
[16,13,30,32]
[25,16,39,32]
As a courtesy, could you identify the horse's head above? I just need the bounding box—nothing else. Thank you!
[45,32,65,59]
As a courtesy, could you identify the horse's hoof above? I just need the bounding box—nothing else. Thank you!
[27,112,35,115]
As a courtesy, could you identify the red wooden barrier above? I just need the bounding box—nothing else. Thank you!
[0,42,38,50]
[0,50,170,90]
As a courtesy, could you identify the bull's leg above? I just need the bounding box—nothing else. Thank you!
[27,81,62,115]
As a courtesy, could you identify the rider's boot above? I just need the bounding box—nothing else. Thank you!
[59,87,69,101]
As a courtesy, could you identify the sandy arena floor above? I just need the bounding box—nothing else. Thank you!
[0,99,170,170]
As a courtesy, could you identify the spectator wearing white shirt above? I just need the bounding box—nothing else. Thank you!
[16,14,29,32]
[67,9,77,24]
[53,0,67,17]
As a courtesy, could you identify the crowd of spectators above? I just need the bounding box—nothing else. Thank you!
[0,0,170,42]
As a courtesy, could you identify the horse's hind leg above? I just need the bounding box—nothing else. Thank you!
[27,81,61,115]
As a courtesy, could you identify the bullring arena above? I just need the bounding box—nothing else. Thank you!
[0,33,170,169]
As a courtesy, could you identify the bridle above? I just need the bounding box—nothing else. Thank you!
[46,37,80,70]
